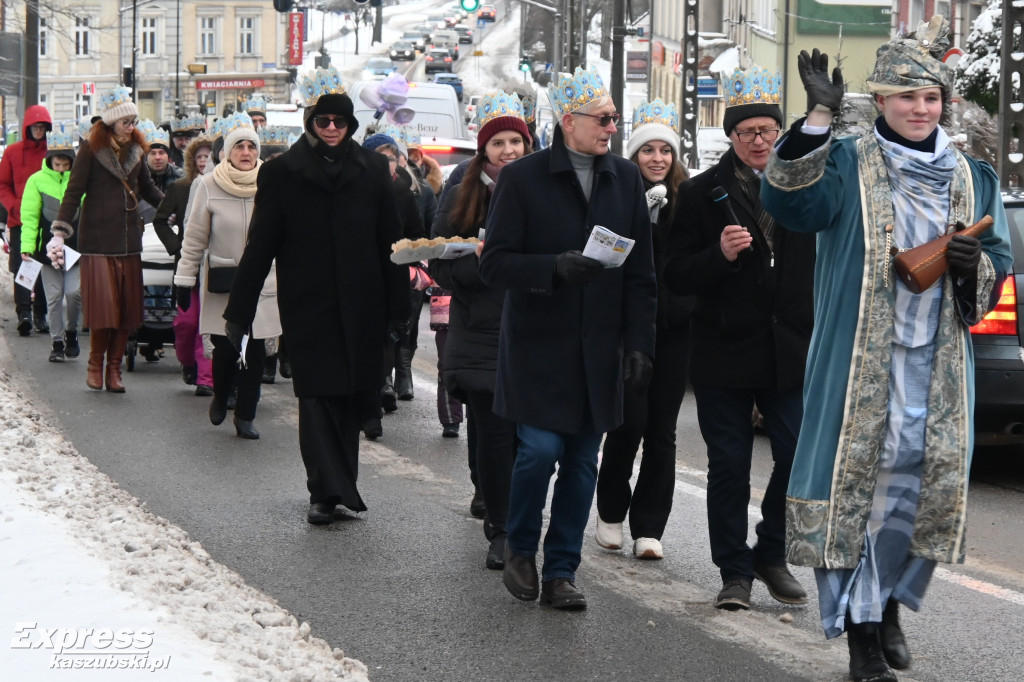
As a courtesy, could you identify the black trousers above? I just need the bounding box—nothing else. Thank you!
[692,384,802,581]
[211,334,265,421]
[298,395,367,511]
[597,330,689,540]
[464,388,516,539]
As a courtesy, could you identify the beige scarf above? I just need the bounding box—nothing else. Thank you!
[212,158,262,198]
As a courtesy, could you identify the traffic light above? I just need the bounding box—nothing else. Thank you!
[122,66,134,90]
[315,49,331,69]
[460,0,481,11]
[272,0,294,11]
[519,56,531,73]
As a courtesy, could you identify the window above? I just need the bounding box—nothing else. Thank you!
[752,0,776,35]
[238,16,255,55]
[141,17,157,56]
[907,0,925,32]
[75,93,92,120]
[199,17,216,55]
[75,17,90,56]
[39,17,47,57]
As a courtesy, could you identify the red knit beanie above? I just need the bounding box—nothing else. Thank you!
[477,115,532,152]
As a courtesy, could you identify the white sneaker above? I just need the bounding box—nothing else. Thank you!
[633,537,664,560]
[595,517,623,550]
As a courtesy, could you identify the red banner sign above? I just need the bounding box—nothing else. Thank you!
[196,79,266,91]
[288,12,304,66]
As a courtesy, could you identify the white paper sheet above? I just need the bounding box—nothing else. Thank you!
[582,225,635,268]
[15,259,42,289]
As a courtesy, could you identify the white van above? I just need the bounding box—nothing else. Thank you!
[348,80,469,141]
[264,103,304,138]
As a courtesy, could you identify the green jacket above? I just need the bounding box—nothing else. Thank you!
[19,159,80,264]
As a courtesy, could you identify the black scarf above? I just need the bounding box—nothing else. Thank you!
[733,156,776,251]
[874,115,938,154]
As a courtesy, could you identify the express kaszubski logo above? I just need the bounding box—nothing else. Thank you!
[11,623,171,671]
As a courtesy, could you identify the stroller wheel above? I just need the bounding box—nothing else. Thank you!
[126,339,137,372]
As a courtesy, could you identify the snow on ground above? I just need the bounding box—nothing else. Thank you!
[0,361,368,681]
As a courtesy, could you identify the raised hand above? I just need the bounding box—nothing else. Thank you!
[797,48,845,114]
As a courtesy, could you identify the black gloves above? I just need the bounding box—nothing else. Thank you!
[947,234,982,278]
[623,351,653,393]
[555,250,604,285]
[176,286,192,312]
[797,48,845,114]
[224,320,246,353]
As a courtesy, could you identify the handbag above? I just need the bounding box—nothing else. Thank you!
[892,215,993,294]
[206,255,238,294]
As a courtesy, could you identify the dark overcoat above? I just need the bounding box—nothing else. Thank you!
[223,135,410,397]
[663,147,815,390]
[478,126,657,434]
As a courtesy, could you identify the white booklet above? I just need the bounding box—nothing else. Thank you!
[582,225,635,268]
[15,258,42,289]
[63,245,81,270]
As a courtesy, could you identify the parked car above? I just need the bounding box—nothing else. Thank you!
[431,73,463,102]
[424,48,453,73]
[971,192,1024,445]
[389,41,416,61]
[478,5,497,22]
[400,30,426,52]
[363,57,397,80]
[417,136,478,182]
[453,25,474,44]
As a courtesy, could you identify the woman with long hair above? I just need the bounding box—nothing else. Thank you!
[429,91,533,569]
[595,100,691,560]
[173,113,280,439]
[51,87,164,392]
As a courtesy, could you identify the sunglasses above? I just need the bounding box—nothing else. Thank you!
[313,116,347,130]
[573,112,622,127]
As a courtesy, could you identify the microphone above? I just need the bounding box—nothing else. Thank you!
[710,186,753,252]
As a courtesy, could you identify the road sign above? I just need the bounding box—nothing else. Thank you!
[477,18,485,28]
[81,82,96,95]
[472,50,484,57]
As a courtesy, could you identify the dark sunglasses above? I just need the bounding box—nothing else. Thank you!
[573,112,622,127]
[313,116,347,130]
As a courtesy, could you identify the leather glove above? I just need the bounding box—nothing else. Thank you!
[622,350,654,393]
[176,286,192,312]
[387,318,409,345]
[46,235,65,269]
[797,48,845,114]
[947,234,982,278]
[224,320,246,353]
[555,250,604,284]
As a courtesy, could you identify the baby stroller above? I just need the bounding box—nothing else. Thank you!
[125,225,177,371]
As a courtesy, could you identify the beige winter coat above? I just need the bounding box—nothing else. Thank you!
[173,172,280,339]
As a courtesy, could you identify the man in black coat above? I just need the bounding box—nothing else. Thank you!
[223,77,410,525]
[479,67,657,610]
[664,65,815,611]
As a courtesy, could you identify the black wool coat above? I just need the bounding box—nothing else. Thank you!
[478,127,657,435]
[663,147,815,390]
[223,136,410,397]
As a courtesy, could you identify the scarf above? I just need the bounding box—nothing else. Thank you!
[733,157,776,251]
[480,161,502,195]
[212,158,261,198]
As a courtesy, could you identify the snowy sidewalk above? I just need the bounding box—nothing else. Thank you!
[0,367,368,682]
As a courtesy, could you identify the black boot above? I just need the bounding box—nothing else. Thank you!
[380,378,398,413]
[17,311,31,337]
[49,340,66,362]
[262,354,278,384]
[395,346,414,400]
[847,622,898,682]
[881,599,911,670]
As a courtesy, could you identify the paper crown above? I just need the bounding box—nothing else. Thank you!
[632,98,679,130]
[171,113,203,133]
[243,94,270,115]
[78,115,95,140]
[286,132,301,147]
[99,85,133,112]
[723,65,782,108]
[46,122,75,151]
[299,66,347,107]
[258,125,290,148]
[548,66,608,117]
[519,90,536,123]
[380,125,408,145]
[220,111,255,138]
[478,91,527,128]
[137,120,169,148]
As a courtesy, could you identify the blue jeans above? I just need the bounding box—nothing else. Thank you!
[506,423,603,583]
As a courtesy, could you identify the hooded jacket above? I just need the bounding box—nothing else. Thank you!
[19,158,81,263]
[0,105,52,227]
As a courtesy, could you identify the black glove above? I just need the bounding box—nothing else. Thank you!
[555,250,604,284]
[176,286,192,312]
[797,48,845,114]
[224,320,246,353]
[387,319,409,345]
[622,351,653,393]
[947,234,982,278]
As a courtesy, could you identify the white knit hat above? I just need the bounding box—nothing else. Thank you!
[221,112,260,157]
[99,85,139,126]
[625,99,680,159]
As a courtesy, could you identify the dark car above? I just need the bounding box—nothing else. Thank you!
[431,73,463,102]
[971,192,1024,445]
[478,5,497,21]
[400,30,426,52]
[424,48,453,74]
[453,24,473,44]
[389,41,416,61]
[363,57,397,80]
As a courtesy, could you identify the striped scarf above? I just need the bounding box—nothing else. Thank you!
[734,161,776,250]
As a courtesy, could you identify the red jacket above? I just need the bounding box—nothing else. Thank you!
[0,105,52,227]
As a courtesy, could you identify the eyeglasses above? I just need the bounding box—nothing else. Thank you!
[118,118,139,127]
[733,128,781,143]
[573,112,622,127]
[313,116,347,130]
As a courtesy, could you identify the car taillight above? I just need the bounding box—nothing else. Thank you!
[422,145,454,153]
[426,56,433,61]
[971,277,1018,335]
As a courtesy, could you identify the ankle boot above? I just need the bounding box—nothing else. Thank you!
[87,329,111,390]
[881,599,911,670]
[380,377,398,413]
[261,354,277,384]
[847,622,897,682]
[104,330,130,393]
[394,347,415,400]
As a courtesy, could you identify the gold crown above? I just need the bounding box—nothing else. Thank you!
[299,66,347,107]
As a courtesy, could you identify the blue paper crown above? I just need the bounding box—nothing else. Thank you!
[479,91,526,128]
[286,132,301,147]
[139,120,170,148]
[547,66,608,117]
[519,90,537,123]
[99,85,133,111]
[299,66,347,107]
[220,111,255,138]
[46,122,75,151]
[258,125,289,147]
[243,94,270,115]
[78,115,95,140]
[632,99,679,130]
[171,114,196,133]
[724,65,782,107]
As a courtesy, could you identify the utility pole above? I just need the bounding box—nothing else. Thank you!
[681,0,700,169]
[174,0,180,116]
[610,0,624,154]
[25,0,40,113]
[999,0,1024,187]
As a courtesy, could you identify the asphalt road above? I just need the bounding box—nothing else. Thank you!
[3,295,1024,681]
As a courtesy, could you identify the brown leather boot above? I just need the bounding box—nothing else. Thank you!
[104,330,130,393]
[87,329,111,390]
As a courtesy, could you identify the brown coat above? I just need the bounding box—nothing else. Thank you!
[54,137,164,255]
